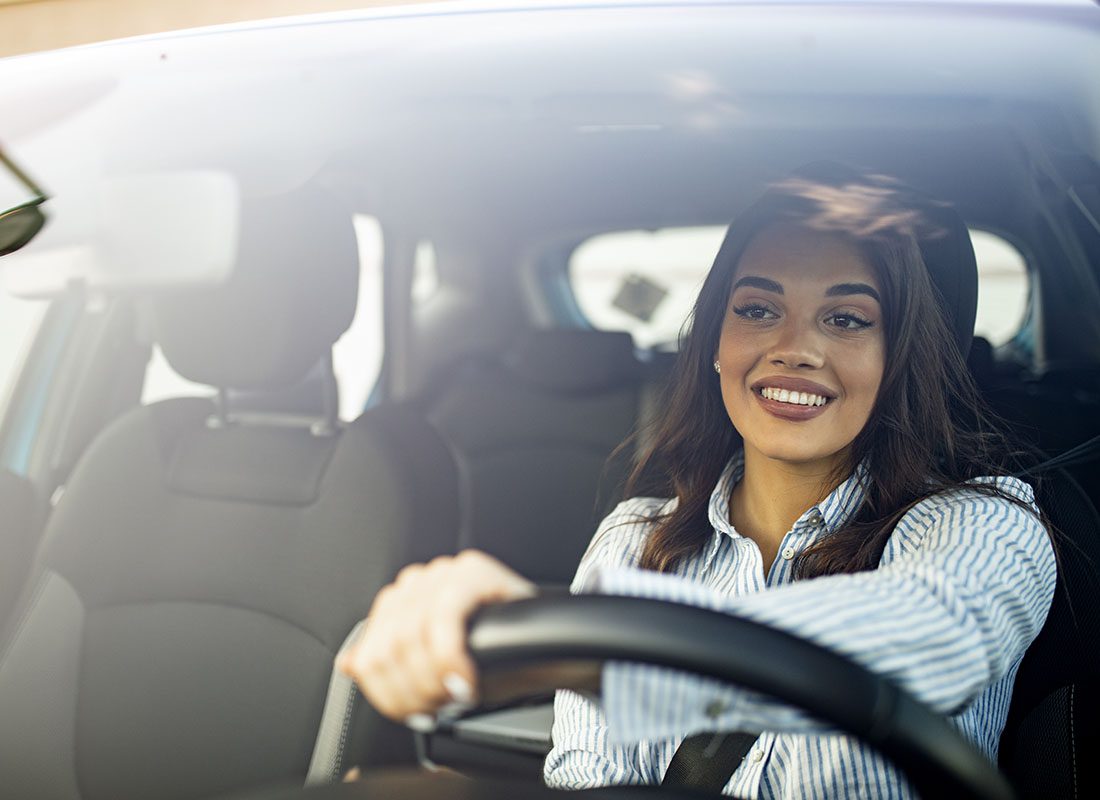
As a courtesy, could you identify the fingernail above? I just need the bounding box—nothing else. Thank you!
[404,713,437,733]
[442,672,474,704]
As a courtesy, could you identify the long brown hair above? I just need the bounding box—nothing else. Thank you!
[626,166,1036,578]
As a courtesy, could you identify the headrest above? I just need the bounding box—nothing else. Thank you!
[225,356,337,420]
[151,188,359,391]
[913,200,978,356]
[785,161,978,356]
[503,330,640,393]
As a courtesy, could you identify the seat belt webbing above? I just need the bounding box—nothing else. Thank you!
[305,621,365,786]
[662,731,759,792]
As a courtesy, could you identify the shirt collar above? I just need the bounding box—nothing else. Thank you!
[707,450,868,539]
[707,451,744,537]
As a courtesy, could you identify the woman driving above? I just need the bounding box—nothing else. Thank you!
[337,164,1056,798]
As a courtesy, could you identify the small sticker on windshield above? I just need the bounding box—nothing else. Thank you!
[612,273,668,323]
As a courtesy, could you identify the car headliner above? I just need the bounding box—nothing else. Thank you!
[0,1,1096,308]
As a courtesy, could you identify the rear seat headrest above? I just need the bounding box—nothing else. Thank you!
[151,188,359,391]
[502,330,640,393]
[914,201,978,357]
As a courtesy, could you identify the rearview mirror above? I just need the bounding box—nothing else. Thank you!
[0,149,48,256]
[0,203,47,256]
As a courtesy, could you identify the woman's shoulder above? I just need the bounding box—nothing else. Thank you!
[887,474,1047,557]
[570,496,676,590]
[602,495,678,526]
[590,496,677,552]
[880,475,1056,595]
[911,474,1037,515]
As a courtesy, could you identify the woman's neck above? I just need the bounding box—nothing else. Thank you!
[729,447,845,568]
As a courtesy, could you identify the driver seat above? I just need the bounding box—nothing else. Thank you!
[998,469,1100,799]
[912,188,1100,795]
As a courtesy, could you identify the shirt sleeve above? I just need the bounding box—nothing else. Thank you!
[543,497,669,788]
[590,478,1057,743]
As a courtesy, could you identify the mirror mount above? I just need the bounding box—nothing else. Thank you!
[0,148,49,257]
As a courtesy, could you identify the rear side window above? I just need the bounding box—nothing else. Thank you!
[568,226,1028,349]
[970,230,1029,347]
[0,294,49,420]
[569,227,725,349]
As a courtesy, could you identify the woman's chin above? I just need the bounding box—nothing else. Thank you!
[746,439,851,473]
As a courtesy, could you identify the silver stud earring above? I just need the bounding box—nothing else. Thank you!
[713,360,721,374]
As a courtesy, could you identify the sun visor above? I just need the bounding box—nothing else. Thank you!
[0,170,239,298]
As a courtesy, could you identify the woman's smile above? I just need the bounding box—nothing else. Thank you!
[753,389,831,420]
[751,376,837,420]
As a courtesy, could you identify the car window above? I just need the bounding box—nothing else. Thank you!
[568,226,1029,349]
[970,230,1029,347]
[568,226,725,349]
[142,213,384,421]
[0,292,49,419]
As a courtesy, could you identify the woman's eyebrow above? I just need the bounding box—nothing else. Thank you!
[825,282,881,302]
[732,276,783,294]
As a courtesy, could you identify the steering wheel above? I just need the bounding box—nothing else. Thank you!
[227,595,1016,800]
[461,595,1016,800]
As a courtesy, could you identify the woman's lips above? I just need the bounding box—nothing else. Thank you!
[754,390,832,421]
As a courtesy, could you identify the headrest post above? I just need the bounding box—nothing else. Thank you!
[309,351,340,438]
[206,387,232,430]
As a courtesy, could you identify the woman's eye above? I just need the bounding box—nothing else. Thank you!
[827,313,874,330]
[733,304,777,321]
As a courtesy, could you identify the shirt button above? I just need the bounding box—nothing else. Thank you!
[752,749,765,763]
[807,509,824,526]
[781,546,796,560]
[704,699,727,718]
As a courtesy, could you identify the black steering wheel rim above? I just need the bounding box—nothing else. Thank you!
[467,595,1015,800]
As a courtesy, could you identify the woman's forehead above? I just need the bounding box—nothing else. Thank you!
[733,222,879,292]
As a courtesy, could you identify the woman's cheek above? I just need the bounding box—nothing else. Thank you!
[841,338,886,420]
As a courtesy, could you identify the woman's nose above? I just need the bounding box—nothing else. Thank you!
[767,320,825,369]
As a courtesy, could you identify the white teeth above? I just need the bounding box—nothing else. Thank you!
[760,387,830,407]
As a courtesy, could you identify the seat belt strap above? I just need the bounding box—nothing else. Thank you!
[1014,431,1100,477]
[661,731,760,792]
[305,621,365,786]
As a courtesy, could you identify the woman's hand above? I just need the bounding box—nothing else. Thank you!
[336,549,537,728]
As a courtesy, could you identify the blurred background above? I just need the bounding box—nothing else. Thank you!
[0,0,432,57]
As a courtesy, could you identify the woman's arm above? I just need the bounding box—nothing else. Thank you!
[335,496,665,731]
[336,550,538,722]
[591,478,1057,743]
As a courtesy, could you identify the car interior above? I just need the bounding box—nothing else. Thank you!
[0,2,1097,799]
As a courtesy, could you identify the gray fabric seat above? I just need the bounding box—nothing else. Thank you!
[425,330,656,585]
[0,191,459,800]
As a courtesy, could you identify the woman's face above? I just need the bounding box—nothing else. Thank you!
[715,222,886,472]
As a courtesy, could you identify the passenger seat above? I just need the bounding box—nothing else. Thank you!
[0,190,458,800]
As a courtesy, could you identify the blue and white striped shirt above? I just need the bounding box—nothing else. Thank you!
[544,452,1056,798]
